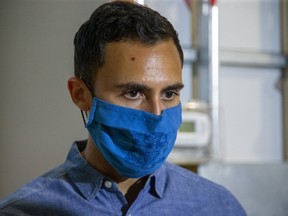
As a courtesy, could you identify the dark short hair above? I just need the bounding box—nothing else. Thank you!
[74,1,183,90]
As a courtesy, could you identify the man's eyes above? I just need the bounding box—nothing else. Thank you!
[123,90,142,99]
[162,90,179,100]
[122,90,180,100]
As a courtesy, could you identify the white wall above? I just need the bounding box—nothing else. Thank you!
[219,67,282,162]
[218,0,283,162]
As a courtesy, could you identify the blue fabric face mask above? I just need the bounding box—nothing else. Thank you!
[85,97,182,178]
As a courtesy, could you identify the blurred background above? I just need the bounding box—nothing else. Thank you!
[0,0,287,215]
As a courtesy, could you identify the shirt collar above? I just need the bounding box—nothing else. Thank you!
[65,141,105,201]
[150,163,166,199]
[65,141,167,200]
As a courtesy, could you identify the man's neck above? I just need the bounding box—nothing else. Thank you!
[81,138,147,205]
[120,176,149,206]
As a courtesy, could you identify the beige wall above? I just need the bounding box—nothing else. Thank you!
[0,0,105,199]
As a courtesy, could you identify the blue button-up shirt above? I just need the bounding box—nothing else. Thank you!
[0,141,246,215]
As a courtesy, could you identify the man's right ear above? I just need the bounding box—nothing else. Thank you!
[67,77,92,111]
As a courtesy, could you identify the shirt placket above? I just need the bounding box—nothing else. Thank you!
[102,179,129,216]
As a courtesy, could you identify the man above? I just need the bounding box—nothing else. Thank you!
[0,1,246,215]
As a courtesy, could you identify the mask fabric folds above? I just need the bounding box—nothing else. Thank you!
[85,97,182,178]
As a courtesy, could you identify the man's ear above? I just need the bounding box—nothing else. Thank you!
[67,77,92,111]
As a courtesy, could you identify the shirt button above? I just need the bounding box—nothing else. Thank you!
[104,180,112,188]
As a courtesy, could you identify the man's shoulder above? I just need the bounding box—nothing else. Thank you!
[162,162,212,186]
[161,162,247,215]
[0,164,67,211]
[163,162,236,196]
[164,162,228,189]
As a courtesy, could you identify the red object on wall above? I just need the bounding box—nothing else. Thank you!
[209,0,216,6]
[184,0,192,11]
[184,0,217,10]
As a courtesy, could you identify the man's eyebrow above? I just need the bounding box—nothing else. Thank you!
[161,83,184,92]
[115,82,152,91]
[115,82,184,92]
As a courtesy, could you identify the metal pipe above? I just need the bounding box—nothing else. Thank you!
[280,0,288,160]
[209,0,221,160]
[190,0,201,99]
[220,50,287,68]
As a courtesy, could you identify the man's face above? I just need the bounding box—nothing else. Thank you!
[93,40,183,115]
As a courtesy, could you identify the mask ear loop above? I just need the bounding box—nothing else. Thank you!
[81,110,88,126]
[79,77,93,126]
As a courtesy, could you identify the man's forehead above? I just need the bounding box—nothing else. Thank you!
[94,40,182,87]
[103,40,181,66]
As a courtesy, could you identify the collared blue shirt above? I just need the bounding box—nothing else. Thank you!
[0,141,246,216]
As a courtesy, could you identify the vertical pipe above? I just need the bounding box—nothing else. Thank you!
[281,0,288,160]
[209,0,221,160]
[190,0,201,99]
[189,0,209,101]
[189,0,220,160]
[281,0,288,53]
[283,70,288,160]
